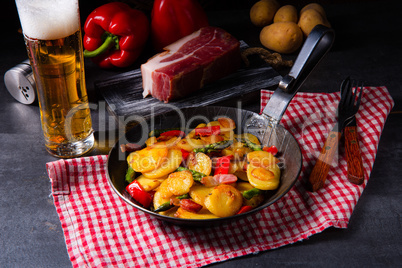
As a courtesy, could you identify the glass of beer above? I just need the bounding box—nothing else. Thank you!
[15,0,94,158]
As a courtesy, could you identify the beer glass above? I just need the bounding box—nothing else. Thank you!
[15,0,94,158]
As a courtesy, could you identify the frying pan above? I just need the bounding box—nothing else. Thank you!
[106,25,335,226]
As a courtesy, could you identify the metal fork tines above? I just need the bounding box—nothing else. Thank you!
[334,77,363,132]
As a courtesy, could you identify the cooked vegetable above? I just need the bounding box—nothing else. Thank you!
[175,207,219,219]
[151,0,209,52]
[125,166,135,183]
[124,117,283,219]
[195,126,220,136]
[214,155,233,175]
[142,149,182,179]
[126,180,153,208]
[236,205,253,215]
[242,188,262,200]
[187,152,212,176]
[193,140,233,154]
[166,170,194,196]
[263,145,278,155]
[176,167,206,182]
[127,147,168,173]
[83,2,149,68]
[189,184,214,206]
[204,185,243,217]
[135,175,165,192]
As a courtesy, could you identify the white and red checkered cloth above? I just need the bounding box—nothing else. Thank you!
[47,86,393,268]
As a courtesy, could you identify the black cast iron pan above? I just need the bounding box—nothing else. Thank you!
[106,25,335,226]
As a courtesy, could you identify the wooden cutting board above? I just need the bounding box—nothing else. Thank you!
[95,51,282,124]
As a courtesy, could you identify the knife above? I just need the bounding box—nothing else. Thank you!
[344,110,364,185]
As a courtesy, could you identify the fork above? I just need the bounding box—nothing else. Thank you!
[344,80,365,184]
[308,77,363,191]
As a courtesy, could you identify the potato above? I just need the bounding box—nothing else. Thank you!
[142,149,182,179]
[200,134,224,145]
[236,133,261,145]
[247,150,279,169]
[260,22,303,54]
[166,170,194,196]
[176,138,205,152]
[237,182,265,208]
[217,117,236,131]
[135,175,166,192]
[300,3,327,18]
[273,5,298,23]
[250,0,280,27]
[127,147,168,173]
[189,184,214,206]
[188,152,212,176]
[175,207,219,219]
[298,8,331,36]
[247,163,280,190]
[204,185,243,217]
[153,179,173,209]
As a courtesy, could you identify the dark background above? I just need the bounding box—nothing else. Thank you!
[1,0,401,267]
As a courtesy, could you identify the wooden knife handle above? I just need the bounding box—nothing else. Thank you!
[308,131,342,191]
[345,126,364,185]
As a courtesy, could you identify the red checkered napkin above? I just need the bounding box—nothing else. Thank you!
[47,86,393,268]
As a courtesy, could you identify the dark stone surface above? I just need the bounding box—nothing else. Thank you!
[1,1,400,267]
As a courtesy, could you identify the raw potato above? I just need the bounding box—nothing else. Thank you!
[204,185,243,217]
[298,8,331,36]
[250,0,280,27]
[300,3,327,18]
[273,5,298,23]
[260,22,303,54]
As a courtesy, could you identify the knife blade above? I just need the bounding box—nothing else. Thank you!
[344,116,364,185]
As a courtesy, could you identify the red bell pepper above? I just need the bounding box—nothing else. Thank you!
[181,149,190,161]
[159,130,186,137]
[126,180,153,208]
[262,145,278,155]
[195,126,220,136]
[214,155,233,175]
[151,0,209,52]
[83,2,149,68]
[236,205,253,215]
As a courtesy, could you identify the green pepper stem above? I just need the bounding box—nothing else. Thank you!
[83,33,119,58]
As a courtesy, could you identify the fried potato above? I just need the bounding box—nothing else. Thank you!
[175,207,219,219]
[188,152,212,176]
[247,163,280,190]
[127,147,168,173]
[166,170,194,196]
[142,149,182,179]
[204,185,243,217]
[189,184,214,206]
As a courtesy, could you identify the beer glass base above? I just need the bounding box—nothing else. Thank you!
[46,132,95,158]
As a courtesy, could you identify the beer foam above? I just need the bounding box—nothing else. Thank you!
[16,0,80,40]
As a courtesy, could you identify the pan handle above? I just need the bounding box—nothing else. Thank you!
[262,25,335,122]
